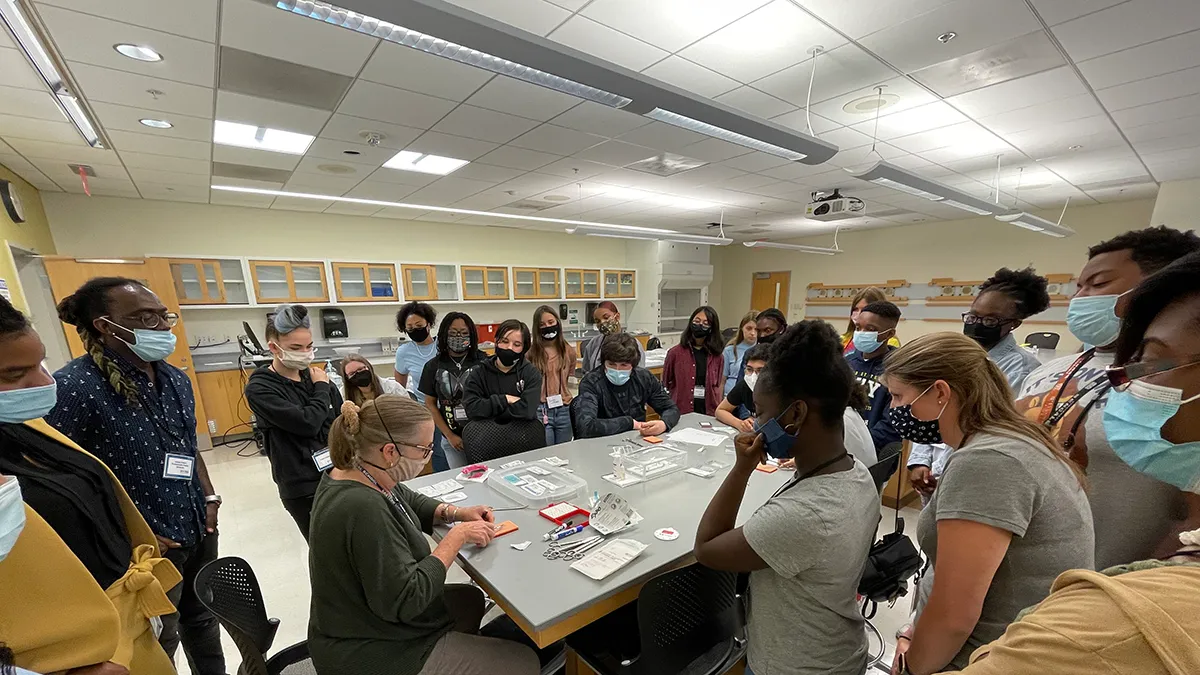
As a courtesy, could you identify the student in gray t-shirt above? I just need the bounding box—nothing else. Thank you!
[694,321,879,675]
[884,333,1093,673]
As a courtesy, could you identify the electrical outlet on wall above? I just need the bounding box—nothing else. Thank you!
[207,419,217,434]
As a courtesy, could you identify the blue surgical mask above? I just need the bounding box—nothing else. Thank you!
[0,378,58,424]
[605,367,631,386]
[1066,293,1128,348]
[103,318,178,362]
[0,476,25,563]
[1103,379,1200,494]
[754,402,799,459]
[853,330,885,354]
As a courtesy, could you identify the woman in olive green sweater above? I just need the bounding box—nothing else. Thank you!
[307,394,539,675]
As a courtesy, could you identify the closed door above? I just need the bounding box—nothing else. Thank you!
[750,271,791,315]
[42,257,210,444]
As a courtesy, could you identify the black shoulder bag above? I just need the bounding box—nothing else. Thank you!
[857,463,924,619]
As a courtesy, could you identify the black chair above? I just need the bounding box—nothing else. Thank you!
[461,418,546,463]
[194,556,315,675]
[868,444,904,493]
[567,564,745,675]
[720,327,737,343]
[1024,331,1060,349]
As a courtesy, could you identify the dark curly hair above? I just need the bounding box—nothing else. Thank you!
[1088,225,1200,276]
[56,277,146,405]
[1115,250,1200,365]
[0,296,31,342]
[396,301,437,334]
[760,319,854,426]
[860,300,901,323]
[436,311,479,357]
[978,267,1051,319]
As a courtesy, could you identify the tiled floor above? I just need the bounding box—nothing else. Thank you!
[186,442,919,674]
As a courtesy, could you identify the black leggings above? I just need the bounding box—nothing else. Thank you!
[280,494,315,542]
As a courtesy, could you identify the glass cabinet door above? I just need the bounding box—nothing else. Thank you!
[538,270,557,298]
[291,263,328,301]
[463,267,486,299]
[201,262,224,303]
[170,261,207,304]
[404,266,432,299]
[368,265,396,300]
[219,260,249,304]
[605,271,619,297]
[486,268,507,298]
[434,265,458,300]
[339,265,368,299]
[582,270,600,297]
[514,269,536,298]
[565,270,582,297]
[252,262,291,302]
[619,272,635,297]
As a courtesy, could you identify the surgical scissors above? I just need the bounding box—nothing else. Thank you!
[543,535,602,560]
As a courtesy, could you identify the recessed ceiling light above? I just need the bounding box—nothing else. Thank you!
[213,120,314,155]
[342,150,361,156]
[937,32,957,44]
[1068,144,1083,150]
[139,118,172,129]
[843,92,901,115]
[114,44,162,62]
[383,150,468,175]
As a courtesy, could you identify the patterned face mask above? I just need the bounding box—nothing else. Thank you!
[598,318,620,335]
[886,384,947,444]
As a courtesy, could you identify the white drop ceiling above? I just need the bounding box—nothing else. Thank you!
[0,0,1197,238]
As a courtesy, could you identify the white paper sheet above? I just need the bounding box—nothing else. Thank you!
[667,428,730,446]
[441,491,468,503]
[570,539,648,580]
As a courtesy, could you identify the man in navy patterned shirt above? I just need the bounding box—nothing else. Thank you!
[47,277,228,675]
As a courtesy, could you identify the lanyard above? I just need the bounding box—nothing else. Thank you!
[772,452,851,500]
[358,464,419,530]
[1037,348,1101,427]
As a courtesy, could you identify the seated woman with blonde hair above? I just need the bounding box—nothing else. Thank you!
[307,394,538,675]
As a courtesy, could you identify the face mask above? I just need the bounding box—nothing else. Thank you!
[407,326,430,343]
[347,370,374,388]
[853,330,886,354]
[1067,293,1127,348]
[103,318,177,362]
[605,367,631,386]
[886,384,947,444]
[1103,380,1200,493]
[394,455,428,482]
[274,344,314,370]
[963,322,1004,350]
[754,402,799,459]
[495,346,522,367]
[758,333,777,345]
[691,324,711,338]
[447,335,471,354]
[598,318,620,335]
[744,372,760,391]
[0,477,25,564]
[0,378,58,424]
[539,325,560,340]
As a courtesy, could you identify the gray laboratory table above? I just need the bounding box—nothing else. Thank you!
[402,413,789,649]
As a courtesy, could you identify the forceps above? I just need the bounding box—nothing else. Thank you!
[543,535,602,560]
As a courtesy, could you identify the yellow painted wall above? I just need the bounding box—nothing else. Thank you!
[0,163,56,313]
[711,198,1158,354]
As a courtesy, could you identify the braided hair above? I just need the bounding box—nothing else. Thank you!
[56,277,145,405]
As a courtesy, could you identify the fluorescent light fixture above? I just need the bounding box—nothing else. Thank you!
[995,211,1074,238]
[114,43,162,62]
[139,118,173,129]
[213,120,314,155]
[0,0,104,147]
[742,240,841,256]
[276,0,631,109]
[646,108,806,161]
[383,150,468,175]
[848,160,999,215]
[567,225,733,246]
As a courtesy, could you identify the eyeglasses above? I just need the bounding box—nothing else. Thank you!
[961,313,1016,329]
[1105,355,1200,391]
[375,404,433,458]
[113,311,179,329]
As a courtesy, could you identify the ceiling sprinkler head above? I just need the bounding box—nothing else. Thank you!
[360,131,385,147]
[937,31,957,43]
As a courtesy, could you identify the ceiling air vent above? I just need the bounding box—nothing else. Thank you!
[507,199,554,211]
[67,164,96,177]
[625,153,707,177]
[211,162,294,183]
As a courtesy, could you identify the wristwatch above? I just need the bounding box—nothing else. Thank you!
[205,494,223,506]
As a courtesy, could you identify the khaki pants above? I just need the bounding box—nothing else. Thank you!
[418,630,539,675]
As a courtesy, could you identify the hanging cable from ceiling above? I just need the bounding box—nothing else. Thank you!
[868,85,885,161]
[805,46,824,138]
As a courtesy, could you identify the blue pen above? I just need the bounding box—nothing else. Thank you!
[545,525,585,542]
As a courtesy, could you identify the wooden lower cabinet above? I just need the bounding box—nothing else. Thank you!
[196,369,254,438]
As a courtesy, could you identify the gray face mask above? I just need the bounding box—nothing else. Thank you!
[447,335,470,353]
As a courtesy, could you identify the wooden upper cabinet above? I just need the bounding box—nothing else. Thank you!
[603,269,637,298]
[333,262,398,302]
[462,265,509,300]
[564,268,601,299]
[168,258,249,305]
[401,264,459,301]
[513,267,560,299]
[249,260,329,304]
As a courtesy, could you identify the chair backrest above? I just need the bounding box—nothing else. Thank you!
[266,642,317,675]
[635,564,740,673]
[462,418,546,463]
[1024,331,1060,349]
[646,336,662,351]
[195,556,279,675]
[568,396,583,440]
[721,327,737,343]
[868,450,902,494]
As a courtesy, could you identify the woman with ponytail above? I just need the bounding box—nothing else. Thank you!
[307,394,538,675]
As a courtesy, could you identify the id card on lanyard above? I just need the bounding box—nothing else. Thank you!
[1037,348,1100,427]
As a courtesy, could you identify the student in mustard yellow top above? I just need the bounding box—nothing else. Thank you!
[0,296,180,674]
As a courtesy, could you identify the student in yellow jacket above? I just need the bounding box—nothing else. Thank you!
[0,296,180,674]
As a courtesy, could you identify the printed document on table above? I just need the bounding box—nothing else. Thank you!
[571,539,648,580]
[667,428,729,446]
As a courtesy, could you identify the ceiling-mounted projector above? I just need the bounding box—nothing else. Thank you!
[805,189,865,222]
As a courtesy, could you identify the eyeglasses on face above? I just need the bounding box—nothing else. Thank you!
[116,311,179,329]
[1105,354,1200,391]
[961,312,1015,328]
[398,441,435,458]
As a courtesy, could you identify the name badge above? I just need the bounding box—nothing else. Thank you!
[453,406,468,423]
[693,386,706,398]
[312,448,333,471]
[547,394,564,409]
[163,453,195,480]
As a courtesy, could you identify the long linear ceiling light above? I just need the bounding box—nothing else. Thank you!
[567,225,733,247]
[742,240,842,255]
[994,211,1075,238]
[848,160,1000,216]
[0,0,103,148]
[274,0,839,165]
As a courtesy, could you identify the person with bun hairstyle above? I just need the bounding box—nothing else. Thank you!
[308,394,538,675]
[394,301,448,472]
[884,333,1092,674]
[0,296,181,675]
[46,277,227,675]
[244,304,343,541]
[694,320,880,675]
[663,306,724,415]
[580,301,644,374]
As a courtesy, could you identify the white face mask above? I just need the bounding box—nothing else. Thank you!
[0,476,26,564]
[744,372,760,391]
[272,342,314,370]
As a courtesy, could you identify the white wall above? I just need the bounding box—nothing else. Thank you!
[42,194,657,344]
[1150,178,1200,232]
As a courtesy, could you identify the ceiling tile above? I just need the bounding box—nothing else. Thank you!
[360,166,440,188]
[946,66,1086,118]
[219,0,377,76]
[474,145,562,170]
[536,158,617,179]
[796,0,955,39]
[270,195,333,211]
[70,64,213,117]
[816,125,877,149]
[323,202,384,216]
[445,0,572,36]
[509,124,605,155]
[405,177,497,205]
[430,105,542,144]
[752,43,895,107]
[1005,115,1125,158]
[209,189,276,208]
[848,101,967,139]
[38,5,216,87]
[1077,29,1200,90]
[679,0,847,83]
[1095,65,1200,111]
[359,42,494,103]
[304,137,397,166]
[215,90,330,135]
[548,102,650,138]
[720,172,783,191]
[464,76,582,121]
[211,144,302,171]
[617,121,709,153]
[719,151,791,172]
[1028,0,1127,25]
[284,172,363,194]
[1051,0,1200,62]
[909,29,1064,97]
[0,84,63,120]
[1111,92,1200,128]
[0,114,80,144]
[451,162,529,183]
[6,137,115,163]
[640,56,740,98]
[404,131,500,161]
[572,139,658,167]
[117,151,210,175]
[714,86,796,118]
[678,138,754,162]
[109,129,210,159]
[91,102,212,142]
[1122,113,1200,143]
[319,114,424,150]
[807,77,938,126]
[581,0,770,52]
[0,47,44,90]
[218,47,351,111]
[548,16,669,71]
[35,0,220,42]
[978,93,1104,135]
[337,81,459,130]
[127,167,211,187]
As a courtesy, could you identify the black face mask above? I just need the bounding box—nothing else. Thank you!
[963,321,1004,350]
[407,326,430,343]
[347,370,374,387]
[691,324,711,338]
[758,332,778,345]
[495,346,522,367]
[539,325,560,340]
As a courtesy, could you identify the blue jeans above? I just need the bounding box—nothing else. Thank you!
[431,428,449,472]
[539,404,573,446]
[441,434,468,470]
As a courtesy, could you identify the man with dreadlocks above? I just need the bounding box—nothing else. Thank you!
[47,277,228,675]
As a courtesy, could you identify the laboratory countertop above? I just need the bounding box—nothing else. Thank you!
[403,413,788,643]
